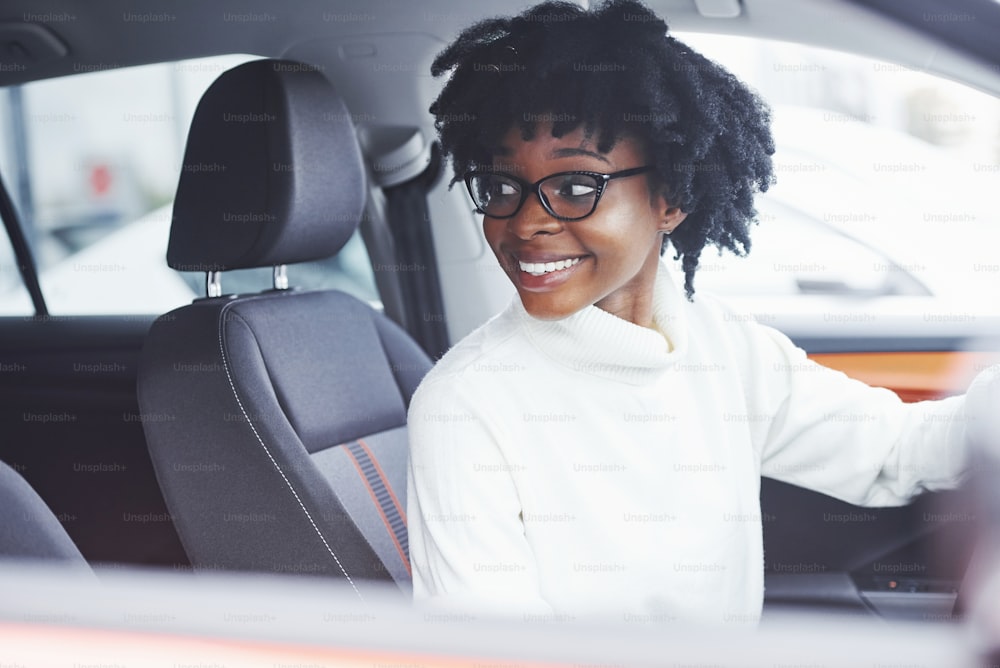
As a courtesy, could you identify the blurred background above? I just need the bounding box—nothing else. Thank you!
[0,37,997,316]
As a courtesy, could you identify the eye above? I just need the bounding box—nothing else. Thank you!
[494,181,519,196]
[550,175,598,199]
[473,174,519,204]
[562,183,596,197]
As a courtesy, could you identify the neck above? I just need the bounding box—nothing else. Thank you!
[595,289,656,329]
[593,249,663,328]
[511,258,689,385]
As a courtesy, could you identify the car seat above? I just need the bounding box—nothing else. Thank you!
[0,460,90,569]
[137,59,432,597]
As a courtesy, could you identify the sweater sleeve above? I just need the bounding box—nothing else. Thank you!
[730,317,975,507]
[406,374,553,615]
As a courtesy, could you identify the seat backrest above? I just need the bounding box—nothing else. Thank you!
[0,460,89,568]
[137,60,431,596]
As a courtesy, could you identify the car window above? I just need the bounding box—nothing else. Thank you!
[671,33,1000,318]
[0,55,379,315]
[0,230,29,314]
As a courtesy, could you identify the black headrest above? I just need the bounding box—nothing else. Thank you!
[168,59,366,272]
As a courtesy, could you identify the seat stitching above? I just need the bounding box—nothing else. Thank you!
[218,304,362,600]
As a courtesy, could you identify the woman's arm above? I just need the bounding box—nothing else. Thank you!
[406,375,553,615]
[724,311,982,506]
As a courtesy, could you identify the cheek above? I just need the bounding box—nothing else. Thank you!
[586,230,662,285]
[482,220,510,263]
[592,206,662,256]
[482,219,501,248]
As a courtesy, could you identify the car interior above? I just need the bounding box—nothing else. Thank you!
[1,0,999,639]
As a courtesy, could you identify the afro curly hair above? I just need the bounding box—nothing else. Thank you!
[430,0,775,298]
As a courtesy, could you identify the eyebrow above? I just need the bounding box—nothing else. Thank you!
[550,147,611,164]
[489,145,612,164]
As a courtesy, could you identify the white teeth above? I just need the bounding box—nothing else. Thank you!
[518,257,581,276]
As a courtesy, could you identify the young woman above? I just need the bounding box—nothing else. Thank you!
[406,0,995,624]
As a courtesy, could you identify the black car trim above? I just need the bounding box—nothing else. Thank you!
[0,167,47,316]
[791,336,1000,354]
[382,143,450,360]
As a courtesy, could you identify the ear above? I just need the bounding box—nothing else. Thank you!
[652,188,687,234]
[663,206,687,235]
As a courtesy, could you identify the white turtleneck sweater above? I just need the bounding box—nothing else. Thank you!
[406,260,974,625]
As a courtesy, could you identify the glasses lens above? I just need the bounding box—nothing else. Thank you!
[469,174,521,217]
[539,173,600,220]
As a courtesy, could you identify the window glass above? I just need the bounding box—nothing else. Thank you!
[672,33,1000,317]
[0,226,30,316]
[0,55,379,315]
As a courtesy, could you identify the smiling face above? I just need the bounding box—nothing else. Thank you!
[482,123,686,327]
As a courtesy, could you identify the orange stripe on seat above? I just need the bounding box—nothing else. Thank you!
[343,442,411,576]
[358,438,408,525]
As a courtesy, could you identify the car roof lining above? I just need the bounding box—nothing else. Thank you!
[0,0,998,97]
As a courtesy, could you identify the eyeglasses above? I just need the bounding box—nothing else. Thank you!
[464,166,654,221]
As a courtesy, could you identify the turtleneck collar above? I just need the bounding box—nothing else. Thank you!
[511,259,689,385]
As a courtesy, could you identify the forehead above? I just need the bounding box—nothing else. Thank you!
[492,122,645,168]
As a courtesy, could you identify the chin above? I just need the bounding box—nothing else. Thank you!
[518,294,586,321]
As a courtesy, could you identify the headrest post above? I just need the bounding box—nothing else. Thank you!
[206,271,222,298]
[273,265,289,291]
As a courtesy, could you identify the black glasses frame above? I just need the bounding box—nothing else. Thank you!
[463,166,654,221]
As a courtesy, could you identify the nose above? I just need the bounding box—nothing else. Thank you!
[506,190,563,240]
